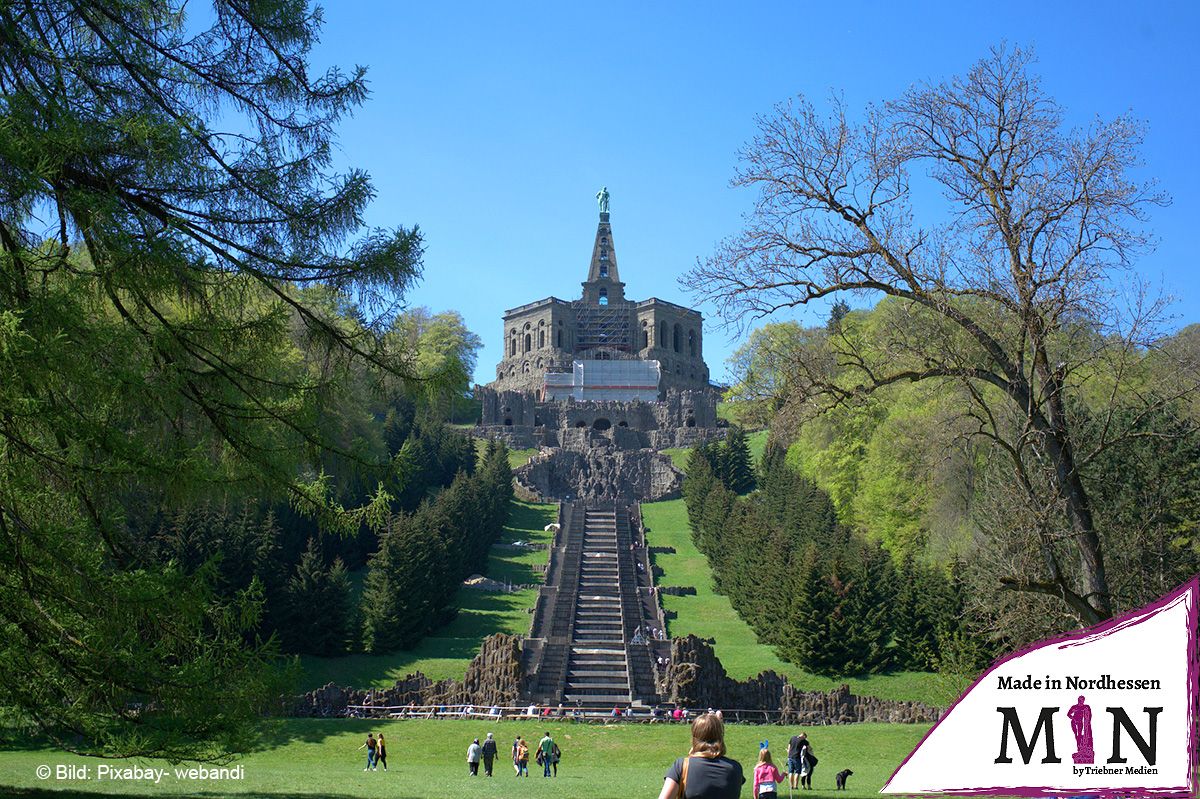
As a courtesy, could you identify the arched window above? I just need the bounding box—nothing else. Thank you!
[673,323,681,353]
[659,321,668,349]
[510,337,517,357]
[557,329,563,348]
[641,322,649,350]
[599,288,608,306]
[538,329,545,348]
[688,329,696,358]
[599,263,608,278]
[524,333,531,352]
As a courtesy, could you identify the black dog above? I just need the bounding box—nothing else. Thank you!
[835,769,853,790]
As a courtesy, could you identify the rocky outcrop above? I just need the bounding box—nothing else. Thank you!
[290,633,524,717]
[661,635,942,724]
[516,446,682,501]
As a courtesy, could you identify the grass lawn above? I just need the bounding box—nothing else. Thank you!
[0,717,929,798]
[506,448,538,470]
[642,498,950,707]
[297,500,557,691]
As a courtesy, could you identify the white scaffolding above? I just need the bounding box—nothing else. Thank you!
[543,359,660,402]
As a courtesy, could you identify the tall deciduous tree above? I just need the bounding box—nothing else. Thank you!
[0,0,420,758]
[686,46,1194,625]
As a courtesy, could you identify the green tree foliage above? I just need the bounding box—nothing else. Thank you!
[687,47,1192,625]
[720,426,756,494]
[0,0,423,758]
[689,432,756,496]
[685,444,970,676]
[282,538,355,656]
[361,440,513,654]
[389,308,483,422]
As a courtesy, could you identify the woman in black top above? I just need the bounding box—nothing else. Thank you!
[657,712,745,799]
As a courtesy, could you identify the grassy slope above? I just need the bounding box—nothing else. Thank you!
[643,498,948,707]
[298,500,557,690]
[0,718,928,798]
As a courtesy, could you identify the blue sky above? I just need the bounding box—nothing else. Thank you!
[302,1,1199,385]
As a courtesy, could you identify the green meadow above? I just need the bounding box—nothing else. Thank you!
[0,718,927,798]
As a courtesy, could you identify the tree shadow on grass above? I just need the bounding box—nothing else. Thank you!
[249,717,382,750]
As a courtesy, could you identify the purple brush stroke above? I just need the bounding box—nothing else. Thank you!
[880,575,1199,799]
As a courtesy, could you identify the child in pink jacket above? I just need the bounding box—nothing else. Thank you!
[754,747,786,799]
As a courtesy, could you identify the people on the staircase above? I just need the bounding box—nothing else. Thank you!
[753,747,785,799]
[538,732,556,777]
[481,732,498,776]
[467,738,481,776]
[611,705,623,719]
[657,712,745,799]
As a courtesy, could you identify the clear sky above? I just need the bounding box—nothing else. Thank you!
[301,1,1199,385]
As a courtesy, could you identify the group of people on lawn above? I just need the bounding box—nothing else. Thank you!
[355,713,822,798]
[489,731,561,777]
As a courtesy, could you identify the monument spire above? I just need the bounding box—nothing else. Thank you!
[585,188,622,295]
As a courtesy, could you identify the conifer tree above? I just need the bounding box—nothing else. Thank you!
[284,538,354,656]
[362,512,448,653]
[781,547,827,668]
[0,0,421,758]
[683,447,718,515]
[720,426,757,494]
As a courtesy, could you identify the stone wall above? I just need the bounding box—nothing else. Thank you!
[660,635,942,725]
[477,387,723,447]
[515,446,683,502]
[290,633,524,717]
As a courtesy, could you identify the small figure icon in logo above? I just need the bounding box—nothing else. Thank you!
[1067,695,1094,764]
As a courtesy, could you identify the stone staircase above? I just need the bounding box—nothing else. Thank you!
[564,507,630,704]
[524,501,665,708]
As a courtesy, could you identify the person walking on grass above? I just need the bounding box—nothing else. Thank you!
[798,733,817,790]
[657,712,745,799]
[551,738,561,777]
[376,733,388,772]
[538,732,556,777]
[512,736,521,775]
[481,732,498,776]
[467,738,482,776]
[516,736,530,776]
[753,747,785,799]
[358,733,377,772]
[786,733,803,791]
